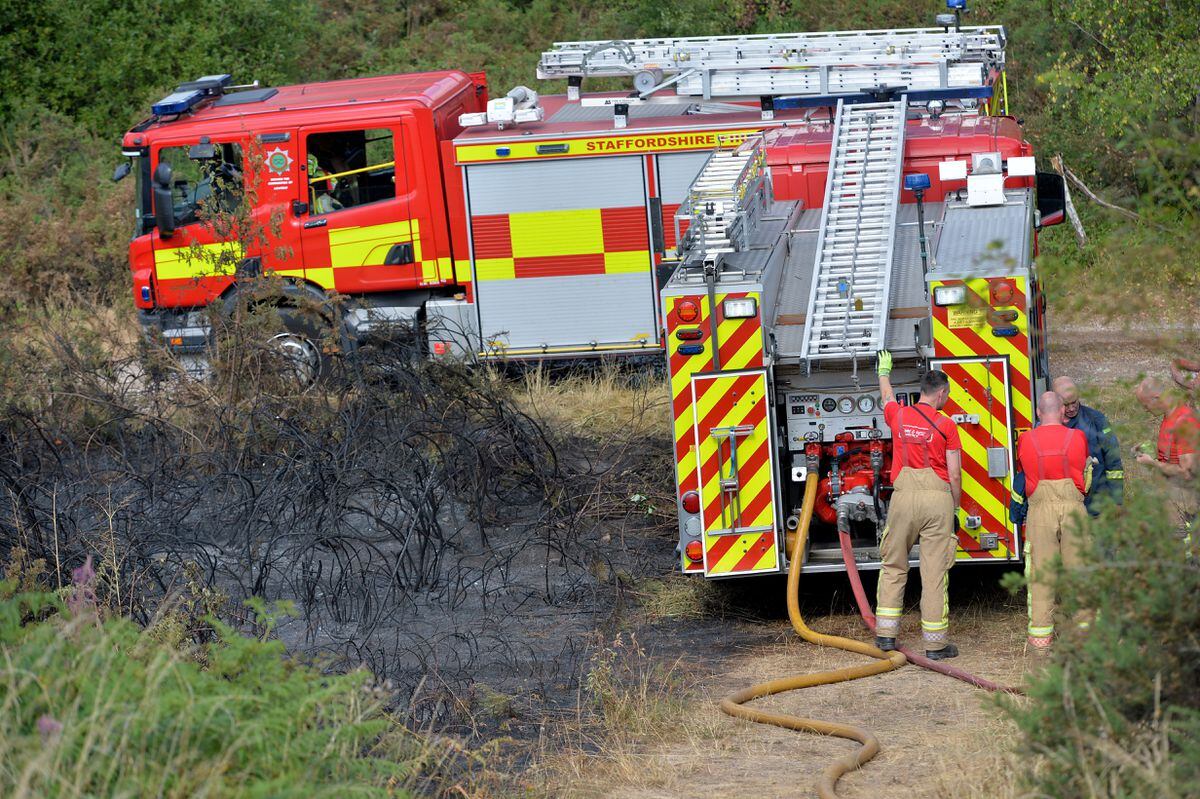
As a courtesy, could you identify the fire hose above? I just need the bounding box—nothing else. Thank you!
[719,475,1020,799]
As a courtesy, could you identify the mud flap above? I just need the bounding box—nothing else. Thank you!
[691,369,780,577]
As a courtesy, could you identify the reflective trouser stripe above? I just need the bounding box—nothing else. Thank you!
[875,469,954,647]
[1025,480,1086,638]
[1106,470,1124,479]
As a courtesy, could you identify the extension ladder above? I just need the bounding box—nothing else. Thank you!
[798,98,907,362]
[537,27,1005,99]
[677,137,768,259]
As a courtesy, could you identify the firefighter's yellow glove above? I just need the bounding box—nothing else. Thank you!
[876,350,893,377]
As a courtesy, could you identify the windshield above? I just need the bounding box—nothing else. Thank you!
[156,143,245,228]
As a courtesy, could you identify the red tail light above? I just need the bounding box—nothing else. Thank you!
[681,490,701,514]
[677,300,699,323]
[676,328,703,341]
[685,540,704,562]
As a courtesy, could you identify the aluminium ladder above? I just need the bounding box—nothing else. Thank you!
[677,146,757,258]
[798,97,907,362]
[537,27,1005,99]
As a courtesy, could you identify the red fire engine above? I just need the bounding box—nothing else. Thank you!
[117,18,1024,376]
[661,34,1068,577]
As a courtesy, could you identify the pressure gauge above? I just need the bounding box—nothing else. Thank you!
[821,397,837,413]
[857,395,875,413]
[838,397,855,414]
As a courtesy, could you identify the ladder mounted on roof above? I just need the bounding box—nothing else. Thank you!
[676,135,768,262]
[798,97,907,363]
[537,26,1005,101]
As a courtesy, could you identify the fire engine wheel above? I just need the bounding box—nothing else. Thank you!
[263,307,330,388]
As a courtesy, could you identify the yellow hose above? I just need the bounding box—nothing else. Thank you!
[719,477,907,799]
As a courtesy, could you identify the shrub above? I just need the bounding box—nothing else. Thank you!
[1001,484,1200,797]
[0,585,416,798]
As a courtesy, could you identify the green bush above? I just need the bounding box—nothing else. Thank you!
[0,587,414,798]
[1001,485,1200,797]
[0,109,132,305]
[0,0,318,135]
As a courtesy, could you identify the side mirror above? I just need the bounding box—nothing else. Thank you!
[153,162,176,238]
[112,162,131,182]
[1035,171,1066,228]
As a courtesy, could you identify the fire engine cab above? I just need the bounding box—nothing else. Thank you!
[117,8,1025,375]
[662,28,1067,578]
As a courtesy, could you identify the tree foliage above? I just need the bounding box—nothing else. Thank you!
[1000,485,1200,797]
[0,0,317,134]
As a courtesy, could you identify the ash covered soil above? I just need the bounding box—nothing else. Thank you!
[6,323,1180,797]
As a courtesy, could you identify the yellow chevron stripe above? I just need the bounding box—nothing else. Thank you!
[701,453,773,533]
[710,533,764,574]
[940,358,1015,560]
[721,321,765,371]
[934,309,1034,430]
[753,542,778,571]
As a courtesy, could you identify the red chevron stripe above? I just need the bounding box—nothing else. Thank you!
[702,429,770,527]
[730,533,775,573]
[694,374,760,442]
[948,424,1014,554]
[941,363,1011,430]
[737,475,775,529]
[695,391,768,476]
[716,316,763,368]
[705,533,739,571]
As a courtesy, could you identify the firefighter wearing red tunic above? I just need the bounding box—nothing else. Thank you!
[1016,391,1089,652]
[1135,376,1199,538]
[875,352,963,660]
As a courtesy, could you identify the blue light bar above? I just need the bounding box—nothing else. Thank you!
[947,0,967,8]
[151,89,204,116]
[904,173,932,191]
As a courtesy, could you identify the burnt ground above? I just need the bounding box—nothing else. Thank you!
[2,320,1185,797]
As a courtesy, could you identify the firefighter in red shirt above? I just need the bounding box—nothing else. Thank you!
[1135,377,1198,535]
[1016,391,1090,652]
[874,351,963,660]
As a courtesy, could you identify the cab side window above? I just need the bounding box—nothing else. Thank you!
[157,143,244,227]
[306,128,396,215]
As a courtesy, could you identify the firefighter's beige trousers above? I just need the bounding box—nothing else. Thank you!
[1024,478,1085,642]
[876,468,955,650]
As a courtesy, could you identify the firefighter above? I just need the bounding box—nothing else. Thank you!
[1134,376,1198,536]
[1053,376,1123,515]
[1017,391,1089,653]
[874,351,963,660]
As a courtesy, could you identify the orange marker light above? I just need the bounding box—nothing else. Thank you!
[677,300,700,323]
[685,540,704,562]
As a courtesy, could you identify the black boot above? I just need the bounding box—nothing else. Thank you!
[874,635,896,651]
[925,643,959,660]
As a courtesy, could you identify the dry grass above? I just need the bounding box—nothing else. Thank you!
[523,632,731,797]
[516,363,670,441]
[633,575,724,622]
[525,582,1039,799]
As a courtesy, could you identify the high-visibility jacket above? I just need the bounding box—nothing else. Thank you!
[1065,404,1123,514]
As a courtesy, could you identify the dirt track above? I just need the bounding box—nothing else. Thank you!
[547,323,1177,798]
